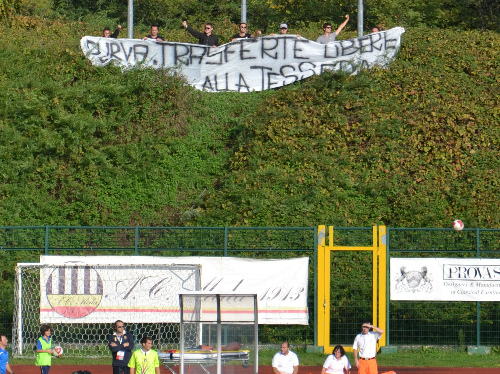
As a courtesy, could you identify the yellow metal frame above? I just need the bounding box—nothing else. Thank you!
[317,225,387,353]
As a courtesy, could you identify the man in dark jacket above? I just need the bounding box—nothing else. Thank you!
[103,25,121,38]
[182,20,219,47]
[108,320,134,374]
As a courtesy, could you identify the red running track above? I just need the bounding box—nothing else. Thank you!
[11,365,499,374]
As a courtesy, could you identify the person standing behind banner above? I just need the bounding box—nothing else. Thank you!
[272,341,299,374]
[353,322,383,374]
[143,25,165,41]
[270,23,301,38]
[232,22,252,41]
[128,336,160,374]
[316,15,349,44]
[108,320,135,374]
[103,25,122,38]
[182,20,219,48]
[231,23,262,41]
[320,345,350,374]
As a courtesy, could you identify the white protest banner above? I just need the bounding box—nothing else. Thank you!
[391,258,500,301]
[80,27,405,92]
[39,256,309,324]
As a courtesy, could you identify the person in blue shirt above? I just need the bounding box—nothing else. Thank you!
[0,334,15,374]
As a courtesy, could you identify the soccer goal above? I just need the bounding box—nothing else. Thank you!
[161,293,259,374]
[12,263,201,357]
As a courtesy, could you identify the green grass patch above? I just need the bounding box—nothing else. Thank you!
[10,348,500,367]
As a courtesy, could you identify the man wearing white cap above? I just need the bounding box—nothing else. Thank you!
[353,322,384,374]
[279,23,289,34]
[270,23,300,37]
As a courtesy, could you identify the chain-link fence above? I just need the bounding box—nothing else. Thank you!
[388,228,500,346]
[0,226,317,352]
[2,226,500,348]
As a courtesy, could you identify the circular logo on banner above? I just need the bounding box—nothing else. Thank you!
[46,265,103,318]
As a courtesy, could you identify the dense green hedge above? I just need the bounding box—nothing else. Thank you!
[1,19,499,228]
[0,16,499,345]
[200,27,500,228]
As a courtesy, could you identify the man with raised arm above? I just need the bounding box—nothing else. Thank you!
[316,15,349,44]
[103,25,122,38]
[353,322,384,374]
[182,20,219,48]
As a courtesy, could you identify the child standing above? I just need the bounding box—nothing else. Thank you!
[35,324,53,374]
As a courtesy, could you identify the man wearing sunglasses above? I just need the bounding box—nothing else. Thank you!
[232,23,262,42]
[316,15,349,44]
[108,320,135,374]
[232,23,251,40]
[269,23,301,38]
[182,20,219,48]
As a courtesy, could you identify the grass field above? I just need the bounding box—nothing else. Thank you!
[10,348,500,368]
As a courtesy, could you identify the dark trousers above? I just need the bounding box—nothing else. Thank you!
[40,366,51,374]
[113,366,128,374]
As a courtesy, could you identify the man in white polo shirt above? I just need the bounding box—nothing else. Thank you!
[272,341,299,374]
[353,322,384,374]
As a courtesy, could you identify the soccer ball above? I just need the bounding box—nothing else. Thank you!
[453,220,464,231]
[53,346,63,357]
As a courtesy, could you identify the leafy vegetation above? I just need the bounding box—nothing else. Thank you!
[0,12,499,228]
[0,0,499,359]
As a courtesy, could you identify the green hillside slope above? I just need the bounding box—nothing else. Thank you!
[0,20,499,228]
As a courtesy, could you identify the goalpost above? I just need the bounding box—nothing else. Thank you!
[12,263,201,357]
[178,293,259,374]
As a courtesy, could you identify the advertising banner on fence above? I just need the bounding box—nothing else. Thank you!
[391,258,500,301]
[39,256,309,324]
[80,27,405,92]
[36,263,200,323]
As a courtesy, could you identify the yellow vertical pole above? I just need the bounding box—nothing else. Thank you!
[323,226,333,353]
[372,226,378,341]
[317,225,326,348]
[378,225,387,346]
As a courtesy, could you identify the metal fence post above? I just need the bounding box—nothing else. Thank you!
[44,226,50,255]
[134,226,139,255]
[224,227,228,257]
[476,228,481,346]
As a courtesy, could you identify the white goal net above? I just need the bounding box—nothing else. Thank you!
[12,263,201,357]
[177,293,259,374]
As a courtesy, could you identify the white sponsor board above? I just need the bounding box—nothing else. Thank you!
[391,258,500,301]
[39,256,309,324]
[80,27,405,92]
[36,263,199,323]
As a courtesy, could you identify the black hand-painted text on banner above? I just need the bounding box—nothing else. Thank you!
[80,27,405,92]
